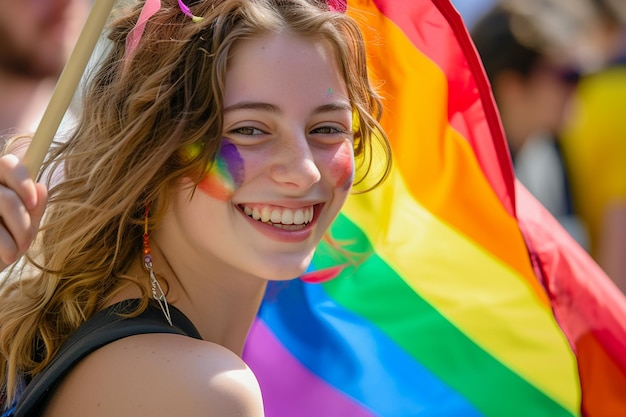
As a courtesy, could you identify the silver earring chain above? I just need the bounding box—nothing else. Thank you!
[145,256,173,326]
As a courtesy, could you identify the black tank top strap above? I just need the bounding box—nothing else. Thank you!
[12,299,200,417]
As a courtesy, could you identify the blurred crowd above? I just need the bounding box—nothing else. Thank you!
[456,0,626,293]
[0,0,90,149]
[1,0,625,294]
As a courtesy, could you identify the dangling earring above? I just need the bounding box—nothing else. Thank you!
[143,203,173,326]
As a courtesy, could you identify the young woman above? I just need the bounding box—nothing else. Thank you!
[0,0,390,416]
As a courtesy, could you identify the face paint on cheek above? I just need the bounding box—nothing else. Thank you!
[330,142,355,191]
[198,140,245,201]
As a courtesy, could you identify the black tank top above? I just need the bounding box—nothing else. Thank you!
[10,299,201,417]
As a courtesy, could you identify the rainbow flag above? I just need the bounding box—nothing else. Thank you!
[243,0,626,416]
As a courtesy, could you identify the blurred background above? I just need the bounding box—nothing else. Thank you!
[0,0,91,140]
[453,0,626,293]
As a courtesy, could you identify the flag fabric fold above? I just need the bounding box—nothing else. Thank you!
[243,1,626,416]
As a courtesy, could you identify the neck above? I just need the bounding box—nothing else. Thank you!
[179,279,267,356]
[123,247,268,357]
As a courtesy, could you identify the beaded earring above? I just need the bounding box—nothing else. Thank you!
[143,203,173,326]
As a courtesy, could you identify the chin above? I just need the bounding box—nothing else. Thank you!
[260,267,309,282]
[256,256,313,282]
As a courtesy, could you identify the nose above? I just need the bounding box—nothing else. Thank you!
[270,134,321,190]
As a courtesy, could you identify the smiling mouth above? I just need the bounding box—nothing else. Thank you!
[241,204,315,230]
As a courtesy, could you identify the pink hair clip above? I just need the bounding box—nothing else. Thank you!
[125,0,203,60]
[177,0,204,22]
[125,0,161,59]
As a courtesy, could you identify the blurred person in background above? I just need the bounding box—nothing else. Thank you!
[471,2,589,249]
[0,0,90,141]
[560,0,626,292]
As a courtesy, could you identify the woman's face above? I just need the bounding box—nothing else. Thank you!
[160,32,354,281]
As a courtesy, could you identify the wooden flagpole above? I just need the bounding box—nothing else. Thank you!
[22,0,116,179]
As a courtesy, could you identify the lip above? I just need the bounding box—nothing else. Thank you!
[238,203,323,243]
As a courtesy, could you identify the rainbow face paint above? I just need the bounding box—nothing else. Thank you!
[330,142,355,191]
[198,140,245,201]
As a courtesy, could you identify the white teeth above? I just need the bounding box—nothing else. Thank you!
[303,207,311,223]
[273,223,305,230]
[293,210,304,225]
[270,209,282,223]
[281,210,294,225]
[242,205,315,226]
[261,206,271,223]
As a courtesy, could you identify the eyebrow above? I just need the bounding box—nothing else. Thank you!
[223,101,352,115]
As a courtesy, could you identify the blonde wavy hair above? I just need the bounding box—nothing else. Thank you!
[0,0,390,406]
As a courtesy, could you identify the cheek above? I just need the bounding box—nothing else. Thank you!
[198,141,245,201]
[328,142,355,191]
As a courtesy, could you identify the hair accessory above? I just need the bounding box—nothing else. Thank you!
[125,0,161,60]
[178,0,204,22]
[143,203,173,326]
[125,0,203,61]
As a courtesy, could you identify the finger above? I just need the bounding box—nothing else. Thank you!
[32,183,49,219]
[23,183,49,251]
[0,184,35,254]
[0,184,47,268]
[0,223,21,266]
[0,154,39,210]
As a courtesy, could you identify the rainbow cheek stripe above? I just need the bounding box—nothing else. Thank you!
[198,141,245,201]
[331,143,355,191]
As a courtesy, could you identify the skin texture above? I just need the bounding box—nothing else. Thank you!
[330,142,355,190]
[44,333,264,417]
[36,32,355,417]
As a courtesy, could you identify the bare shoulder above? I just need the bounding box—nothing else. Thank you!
[43,333,264,417]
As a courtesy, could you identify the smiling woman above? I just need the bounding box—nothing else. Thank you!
[0,1,391,416]
[166,32,358,281]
